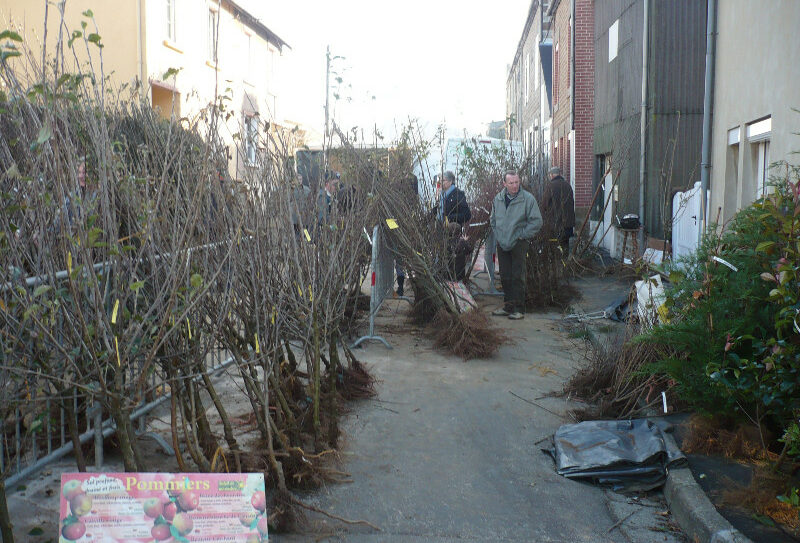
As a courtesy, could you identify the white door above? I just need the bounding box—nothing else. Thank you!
[602,172,616,253]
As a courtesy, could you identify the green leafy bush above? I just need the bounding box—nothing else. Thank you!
[642,165,800,434]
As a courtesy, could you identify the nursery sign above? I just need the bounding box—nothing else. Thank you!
[59,472,268,542]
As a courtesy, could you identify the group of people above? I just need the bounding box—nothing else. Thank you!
[290,163,575,322]
[423,166,575,320]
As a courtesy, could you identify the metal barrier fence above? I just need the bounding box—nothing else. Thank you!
[473,229,502,296]
[1,250,237,488]
[352,224,407,349]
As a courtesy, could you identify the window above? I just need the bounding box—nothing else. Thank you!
[208,8,219,62]
[553,43,559,107]
[609,19,619,62]
[525,53,530,105]
[244,115,258,165]
[246,34,253,77]
[755,140,771,196]
[747,117,772,196]
[534,34,539,89]
[567,19,571,88]
[166,0,176,41]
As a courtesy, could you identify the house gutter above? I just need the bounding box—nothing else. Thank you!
[638,0,649,244]
[699,0,717,245]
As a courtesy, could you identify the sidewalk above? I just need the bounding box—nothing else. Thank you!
[273,275,687,542]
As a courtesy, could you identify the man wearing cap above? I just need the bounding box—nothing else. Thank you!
[490,170,542,320]
[433,170,471,226]
[541,166,575,252]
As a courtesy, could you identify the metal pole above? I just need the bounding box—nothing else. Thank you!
[93,401,103,470]
[638,0,649,250]
[699,0,717,246]
[324,46,330,173]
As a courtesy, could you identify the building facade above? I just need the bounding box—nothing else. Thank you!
[0,0,289,182]
[593,0,706,252]
[506,0,552,172]
[707,0,800,226]
[548,0,594,219]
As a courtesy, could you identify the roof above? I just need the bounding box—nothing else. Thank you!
[224,0,290,52]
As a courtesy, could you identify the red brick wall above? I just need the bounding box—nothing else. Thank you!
[551,0,594,211]
[551,2,570,180]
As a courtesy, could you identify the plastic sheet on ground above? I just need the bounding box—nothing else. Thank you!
[548,419,686,492]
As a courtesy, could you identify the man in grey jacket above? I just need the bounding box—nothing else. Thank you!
[489,170,542,319]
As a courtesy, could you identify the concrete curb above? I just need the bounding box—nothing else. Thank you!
[662,434,753,543]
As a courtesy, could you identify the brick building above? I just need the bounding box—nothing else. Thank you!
[548,0,594,219]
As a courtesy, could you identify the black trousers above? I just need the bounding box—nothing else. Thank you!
[496,240,528,312]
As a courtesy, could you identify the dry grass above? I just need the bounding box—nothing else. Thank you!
[681,415,774,461]
[720,465,800,536]
[564,321,678,420]
[429,308,507,360]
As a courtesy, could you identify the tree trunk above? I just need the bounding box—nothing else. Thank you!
[109,396,139,471]
[312,313,322,451]
[63,390,87,471]
[200,367,242,472]
[327,334,340,446]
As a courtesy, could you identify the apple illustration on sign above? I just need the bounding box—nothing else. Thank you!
[69,493,93,517]
[61,517,87,541]
[172,512,194,536]
[151,523,172,541]
[62,480,83,500]
[162,501,178,521]
[250,491,266,513]
[177,490,199,511]
[142,497,163,519]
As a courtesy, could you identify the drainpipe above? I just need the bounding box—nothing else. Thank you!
[137,0,146,90]
[638,0,649,247]
[570,0,575,132]
[699,0,717,245]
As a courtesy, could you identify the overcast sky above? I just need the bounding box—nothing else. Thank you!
[245,1,532,143]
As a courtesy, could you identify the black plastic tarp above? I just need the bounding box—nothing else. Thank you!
[549,419,686,492]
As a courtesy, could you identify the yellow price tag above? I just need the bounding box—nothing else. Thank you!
[386,218,399,229]
[255,333,260,354]
[114,336,121,367]
[308,285,313,302]
[186,318,192,339]
[304,229,311,242]
[67,251,72,274]
[111,299,120,324]
[271,307,276,324]
[297,283,303,297]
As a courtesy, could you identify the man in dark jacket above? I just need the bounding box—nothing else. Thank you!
[434,170,471,226]
[540,166,575,252]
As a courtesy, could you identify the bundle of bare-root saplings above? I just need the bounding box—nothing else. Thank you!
[0,41,376,532]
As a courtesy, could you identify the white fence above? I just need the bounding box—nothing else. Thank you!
[672,181,708,263]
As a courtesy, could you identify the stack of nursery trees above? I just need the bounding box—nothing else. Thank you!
[0,30,384,534]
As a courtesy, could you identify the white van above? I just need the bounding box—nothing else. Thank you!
[414,137,523,202]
